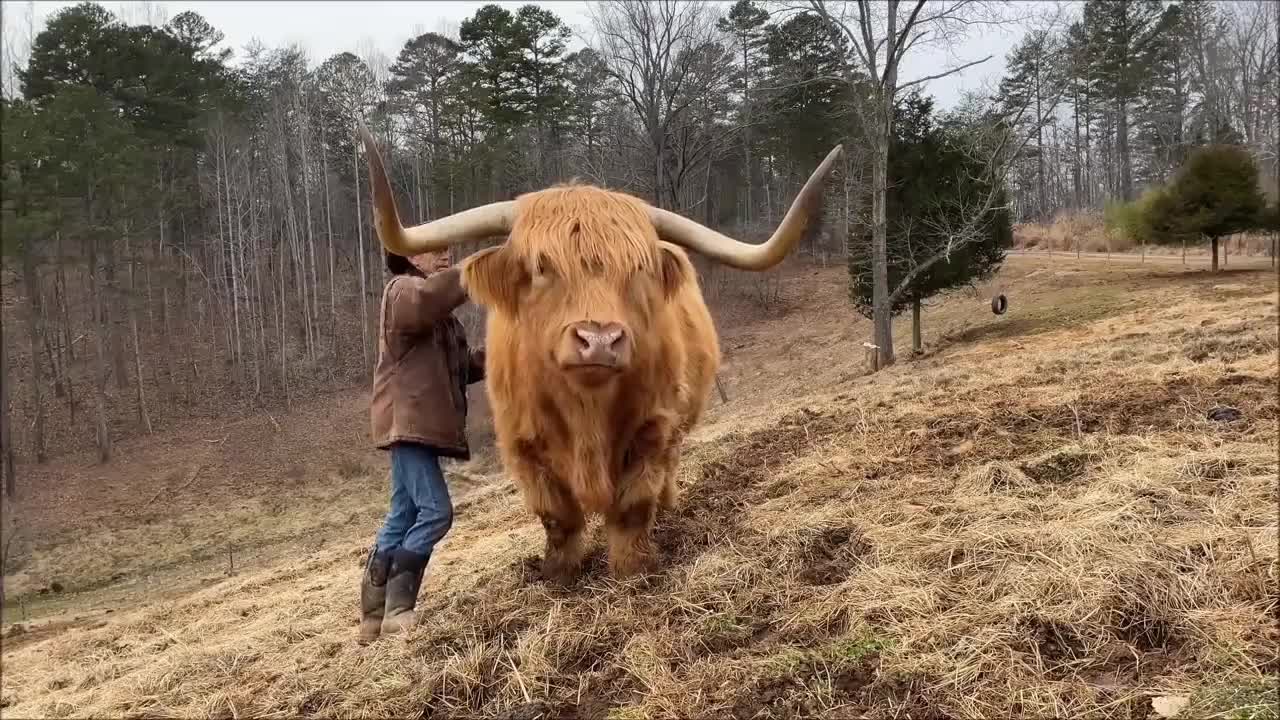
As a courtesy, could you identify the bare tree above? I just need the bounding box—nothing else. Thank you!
[588,0,726,210]
[1,330,14,497]
[0,0,35,100]
[1221,1,1278,182]
[794,0,1018,369]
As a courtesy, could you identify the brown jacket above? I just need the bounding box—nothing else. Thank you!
[371,267,485,459]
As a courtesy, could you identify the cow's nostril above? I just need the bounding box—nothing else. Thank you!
[598,324,625,348]
[569,322,627,366]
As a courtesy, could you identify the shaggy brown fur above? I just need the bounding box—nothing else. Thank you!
[461,184,720,582]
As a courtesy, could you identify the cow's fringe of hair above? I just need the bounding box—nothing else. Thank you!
[510,184,661,281]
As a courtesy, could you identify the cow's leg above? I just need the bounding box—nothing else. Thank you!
[605,490,657,578]
[658,470,679,511]
[508,442,588,584]
[607,419,674,577]
[529,480,588,585]
[658,426,687,511]
[540,506,587,584]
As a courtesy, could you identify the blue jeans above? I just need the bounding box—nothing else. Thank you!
[375,442,454,557]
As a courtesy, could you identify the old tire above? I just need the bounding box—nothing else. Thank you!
[991,294,1008,315]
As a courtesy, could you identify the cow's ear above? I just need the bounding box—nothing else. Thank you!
[462,245,528,314]
[658,242,693,300]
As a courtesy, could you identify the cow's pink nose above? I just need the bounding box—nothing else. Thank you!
[571,322,628,367]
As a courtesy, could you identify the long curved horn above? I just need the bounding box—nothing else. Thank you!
[357,119,514,256]
[649,144,844,271]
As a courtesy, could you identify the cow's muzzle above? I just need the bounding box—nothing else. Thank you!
[562,321,631,373]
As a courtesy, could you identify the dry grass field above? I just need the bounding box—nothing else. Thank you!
[1014,212,1278,261]
[1,254,1276,719]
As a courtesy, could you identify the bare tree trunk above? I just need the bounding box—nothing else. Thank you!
[276,114,313,365]
[179,213,197,407]
[1211,235,1219,272]
[279,230,292,410]
[1035,63,1046,220]
[161,286,175,399]
[248,179,266,398]
[322,121,337,362]
[131,315,152,434]
[219,129,244,375]
[56,226,73,375]
[1,335,15,498]
[19,242,47,463]
[102,225,128,390]
[124,217,153,434]
[355,132,371,372]
[911,299,922,355]
[1121,97,1131,198]
[870,96,895,368]
[88,230,112,463]
[300,94,321,363]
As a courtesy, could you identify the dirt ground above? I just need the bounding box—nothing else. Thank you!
[1,253,1276,719]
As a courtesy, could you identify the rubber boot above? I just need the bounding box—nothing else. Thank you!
[381,548,429,636]
[358,545,393,645]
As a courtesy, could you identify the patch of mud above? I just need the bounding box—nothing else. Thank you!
[691,615,774,657]
[509,547,609,590]
[1180,458,1242,481]
[731,658,876,719]
[658,407,854,567]
[1131,487,1202,526]
[958,462,1036,495]
[1019,446,1095,486]
[793,526,873,586]
[1112,605,1181,654]
[490,694,620,720]
[1017,616,1087,677]
[729,649,942,720]
[492,701,558,720]
[554,628,628,677]
[902,378,1231,477]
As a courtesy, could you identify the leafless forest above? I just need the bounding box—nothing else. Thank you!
[1,0,1276,476]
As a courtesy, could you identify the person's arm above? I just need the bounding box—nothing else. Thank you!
[386,268,468,335]
[467,346,486,384]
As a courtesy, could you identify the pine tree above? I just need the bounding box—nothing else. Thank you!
[1146,143,1266,271]
[848,90,1012,352]
[1134,4,1194,186]
[717,0,769,222]
[1082,0,1164,201]
[998,29,1058,221]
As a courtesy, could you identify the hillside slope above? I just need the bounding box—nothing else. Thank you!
[2,257,1277,719]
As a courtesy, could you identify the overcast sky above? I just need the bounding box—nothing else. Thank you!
[10,1,1052,109]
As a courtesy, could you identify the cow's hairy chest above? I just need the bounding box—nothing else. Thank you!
[511,382,674,486]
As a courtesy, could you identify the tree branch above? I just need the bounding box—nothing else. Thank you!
[898,54,994,91]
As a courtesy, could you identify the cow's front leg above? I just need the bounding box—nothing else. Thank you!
[658,428,686,511]
[511,444,587,585]
[539,500,586,585]
[605,492,657,579]
[529,482,587,585]
[606,419,672,578]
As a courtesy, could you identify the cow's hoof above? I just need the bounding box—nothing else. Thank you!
[542,558,580,587]
[658,486,679,511]
[609,554,657,580]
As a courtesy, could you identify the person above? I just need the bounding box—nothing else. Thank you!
[359,248,485,644]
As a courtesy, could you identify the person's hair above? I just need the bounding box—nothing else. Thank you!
[385,251,424,277]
